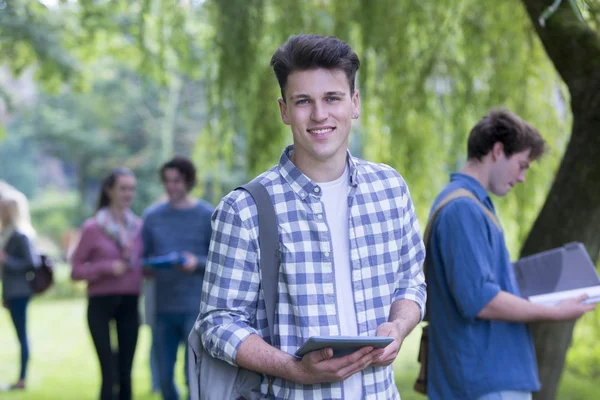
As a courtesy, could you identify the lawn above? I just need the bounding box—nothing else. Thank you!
[0,296,594,399]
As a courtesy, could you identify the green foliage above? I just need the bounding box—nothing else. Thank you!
[203,0,570,260]
[29,189,79,246]
[567,308,600,379]
[0,133,38,198]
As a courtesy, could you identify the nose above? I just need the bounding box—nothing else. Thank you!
[310,102,328,122]
[517,171,526,183]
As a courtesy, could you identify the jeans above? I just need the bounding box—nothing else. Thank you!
[155,312,196,400]
[6,296,30,381]
[87,295,140,400]
[478,391,533,400]
[150,336,160,391]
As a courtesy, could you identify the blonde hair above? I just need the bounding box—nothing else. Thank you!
[0,181,36,238]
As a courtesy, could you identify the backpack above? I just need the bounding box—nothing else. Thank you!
[414,188,501,395]
[27,254,54,294]
[188,180,280,400]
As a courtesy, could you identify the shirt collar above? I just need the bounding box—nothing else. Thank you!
[450,172,491,204]
[277,145,359,201]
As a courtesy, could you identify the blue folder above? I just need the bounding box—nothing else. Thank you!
[142,252,187,269]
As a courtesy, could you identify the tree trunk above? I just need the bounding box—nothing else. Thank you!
[519,1,600,399]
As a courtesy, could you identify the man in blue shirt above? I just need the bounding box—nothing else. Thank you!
[142,156,214,400]
[197,34,427,399]
[426,109,595,400]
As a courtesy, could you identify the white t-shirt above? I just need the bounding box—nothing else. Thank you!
[319,166,361,398]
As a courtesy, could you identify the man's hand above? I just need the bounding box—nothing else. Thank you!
[552,294,596,321]
[0,249,6,264]
[179,252,198,273]
[294,346,384,385]
[372,322,404,367]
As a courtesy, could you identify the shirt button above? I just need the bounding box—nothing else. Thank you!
[300,191,306,198]
[324,251,330,257]
[316,213,323,220]
[314,187,320,193]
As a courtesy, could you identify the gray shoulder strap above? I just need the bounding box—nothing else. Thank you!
[423,188,501,248]
[238,181,279,344]
[422,188,501,322]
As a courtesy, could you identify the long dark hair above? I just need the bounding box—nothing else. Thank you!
[96,168,135,211]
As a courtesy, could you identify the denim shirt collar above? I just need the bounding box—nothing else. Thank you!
[450,172,493,209]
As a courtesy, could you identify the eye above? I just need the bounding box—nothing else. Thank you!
[296,99,309,105]
[326,96,340,102]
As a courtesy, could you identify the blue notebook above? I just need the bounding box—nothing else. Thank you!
[142,252,187,269]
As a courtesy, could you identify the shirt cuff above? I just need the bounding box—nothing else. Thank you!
[462,282,501,320]
[202,321,259,367]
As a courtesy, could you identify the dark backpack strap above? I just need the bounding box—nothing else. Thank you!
[238,181,280,345]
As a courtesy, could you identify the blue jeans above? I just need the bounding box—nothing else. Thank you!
[6,296,30,381]
[150,337,160,391]
[155,312,196,400]
[478,391,533,400]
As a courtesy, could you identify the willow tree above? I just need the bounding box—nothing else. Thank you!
[203,0,567,245]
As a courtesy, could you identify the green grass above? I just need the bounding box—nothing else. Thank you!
[0,297,595,399]
[0,296,185,400]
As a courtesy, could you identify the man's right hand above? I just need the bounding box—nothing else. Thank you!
[293,346,384,385]
[112,260,129,277]
[553,294,596,321]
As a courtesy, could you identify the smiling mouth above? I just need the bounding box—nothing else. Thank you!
[308,127,335,135]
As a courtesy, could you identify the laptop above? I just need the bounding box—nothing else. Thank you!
[513,242,600,306]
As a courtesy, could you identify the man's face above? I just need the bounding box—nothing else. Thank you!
[162,168,189,202]
[489,145,531,196]
[278,68,360,167]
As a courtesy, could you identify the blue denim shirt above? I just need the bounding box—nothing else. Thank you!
[426,173,540,399]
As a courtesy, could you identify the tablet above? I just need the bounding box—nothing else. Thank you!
[294,336,394,358]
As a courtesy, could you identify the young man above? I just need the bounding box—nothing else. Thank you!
[197,34,426,399]
[142,157,214,400]
[426,109,595,400]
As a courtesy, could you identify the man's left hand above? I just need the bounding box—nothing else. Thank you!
[179,252,198,273]
[372,322,404,367]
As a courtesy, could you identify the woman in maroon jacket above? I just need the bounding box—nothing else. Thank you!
[71,168,142,400]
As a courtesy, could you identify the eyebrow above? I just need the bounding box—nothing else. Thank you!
[289,91,347,100]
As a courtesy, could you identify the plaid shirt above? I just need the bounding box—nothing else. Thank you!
[198,146,426,399]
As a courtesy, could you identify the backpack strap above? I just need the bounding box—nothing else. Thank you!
[423,188,500,248]
[422,188,501,320]
[238,181,280,346]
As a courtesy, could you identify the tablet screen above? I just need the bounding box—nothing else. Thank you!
[294,336,394,358]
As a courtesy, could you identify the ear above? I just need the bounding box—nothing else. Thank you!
[278,98,291,126]
[491,142,505,161]
[351,90,361,119]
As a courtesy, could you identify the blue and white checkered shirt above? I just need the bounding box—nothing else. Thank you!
[198,145,426,399]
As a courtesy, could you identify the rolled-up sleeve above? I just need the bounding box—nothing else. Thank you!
[436,200,501,320]
[393,185,427,320]
[198,195,261,366]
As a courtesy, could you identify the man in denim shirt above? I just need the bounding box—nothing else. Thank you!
[197,34,427,399]
[426,109,595,400]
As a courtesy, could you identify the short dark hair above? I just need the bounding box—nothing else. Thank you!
[160,156,197,190]
[270,34,360,102]
[467,108,547,161]
[96,168,135,211]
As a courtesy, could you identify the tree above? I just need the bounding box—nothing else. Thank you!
[518,1,600,398]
